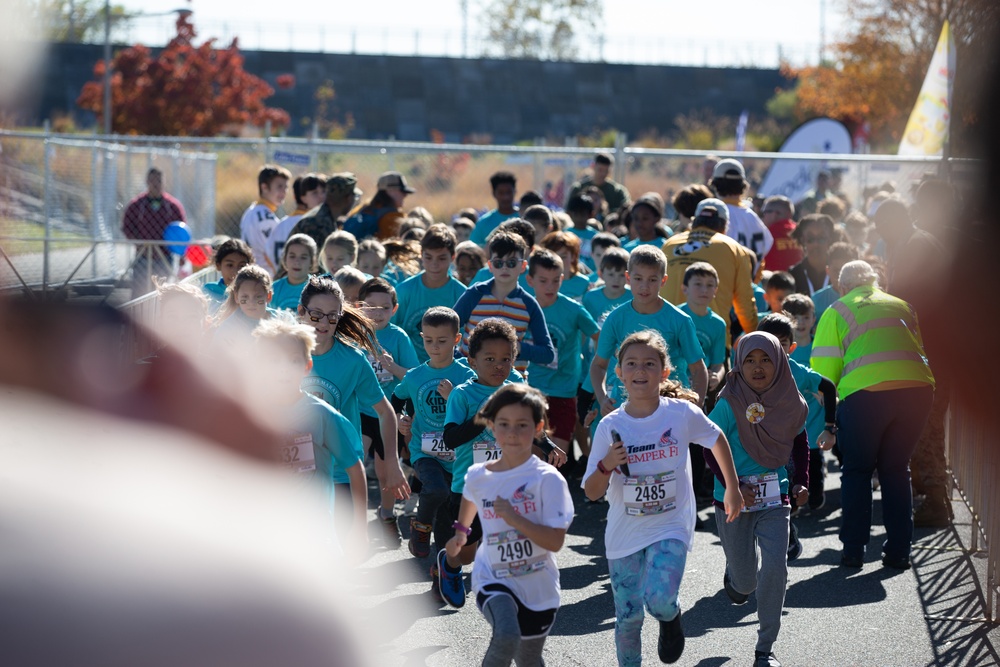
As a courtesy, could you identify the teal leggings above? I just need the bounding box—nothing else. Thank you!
[608,538,687,666]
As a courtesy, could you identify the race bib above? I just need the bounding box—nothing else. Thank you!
[740,472,781,512]
[366,351,394,384]
[623,470,678,516]
[473,440,502,465]
[421,431,454,462]
[281,433,316,474]
[487,528,547,578]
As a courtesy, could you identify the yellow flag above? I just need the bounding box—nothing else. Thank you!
[898,21,955,156]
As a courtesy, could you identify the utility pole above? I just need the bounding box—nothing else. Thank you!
[103,0,111,135]
[819,0,826,63]
[461,0,468,58]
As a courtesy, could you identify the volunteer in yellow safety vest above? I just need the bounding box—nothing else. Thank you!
[811,260,935,571]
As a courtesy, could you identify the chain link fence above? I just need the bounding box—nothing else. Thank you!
[1,129,955,294]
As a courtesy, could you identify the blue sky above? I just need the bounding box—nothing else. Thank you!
[115,0,845,68]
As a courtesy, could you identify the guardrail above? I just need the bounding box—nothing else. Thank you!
[945,406,1000,623]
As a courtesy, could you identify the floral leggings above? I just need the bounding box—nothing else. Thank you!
[608,538,687,666]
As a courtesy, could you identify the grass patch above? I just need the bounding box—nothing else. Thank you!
[0,219,92,255]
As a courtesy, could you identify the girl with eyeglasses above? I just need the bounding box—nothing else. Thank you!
[297,276,410,543]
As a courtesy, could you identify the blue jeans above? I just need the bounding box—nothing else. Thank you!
[608,539,687,667]
[837,385,934,560]
[412,457,453,549]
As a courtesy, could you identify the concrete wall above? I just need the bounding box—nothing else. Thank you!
[32,43,786,142]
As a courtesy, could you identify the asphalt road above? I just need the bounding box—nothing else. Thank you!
[352,453,999,667]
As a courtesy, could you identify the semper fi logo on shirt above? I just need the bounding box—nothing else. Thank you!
[625,428,680,464]
[481,483,538,519]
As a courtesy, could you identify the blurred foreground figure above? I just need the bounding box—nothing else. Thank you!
[0,299,371,667]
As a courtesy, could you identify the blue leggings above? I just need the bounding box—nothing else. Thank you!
[608,539,687,667]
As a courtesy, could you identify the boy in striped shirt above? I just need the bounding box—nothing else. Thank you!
[453,230,554,378]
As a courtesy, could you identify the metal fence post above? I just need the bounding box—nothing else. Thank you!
[264,120,272,163]
[613,131,627,187]
[42,136,52,291]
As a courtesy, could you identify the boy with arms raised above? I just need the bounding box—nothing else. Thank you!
[525,249,600,460]
[392,224,468,363]
[590,246,707,419]
[241,164,291,277]
[252,318,368,555]
[454,230,555,378]
[393,307,476,560]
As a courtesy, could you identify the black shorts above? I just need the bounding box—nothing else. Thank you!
[476,583,558,639]
[361,413,408,461]
[449,491,483,545]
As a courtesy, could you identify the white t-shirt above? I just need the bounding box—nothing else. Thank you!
[464,455,574,611]
[584,397,721,560]
[240,202,280,276]
[725,202,774,267]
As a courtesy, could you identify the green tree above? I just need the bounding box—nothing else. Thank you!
[479,0,602,60]
[32,0,130,42]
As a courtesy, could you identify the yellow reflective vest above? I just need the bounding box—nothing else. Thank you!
[811,285,935,399]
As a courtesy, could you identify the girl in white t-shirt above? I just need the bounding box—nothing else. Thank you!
[584,330,743,666]
[445,384,574,667]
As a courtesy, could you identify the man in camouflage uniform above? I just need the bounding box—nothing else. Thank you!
[289,172,361,250]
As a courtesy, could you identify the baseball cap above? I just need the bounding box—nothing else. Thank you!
[712,158,746,181]
[325,172,358,199]
[377,171,416,194]
[632,192,664,218]
[694,197,730,223]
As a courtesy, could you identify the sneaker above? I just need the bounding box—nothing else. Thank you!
[754,651,782,667]
[436,549,466,608]
[408,518,432,558]
[786,522,802,562]
[657,610,684,663]
[378,508,401,546]
[840,552,863,569]
[723,569,748,605]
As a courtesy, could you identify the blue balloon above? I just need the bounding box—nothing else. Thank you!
[163,221,192,256]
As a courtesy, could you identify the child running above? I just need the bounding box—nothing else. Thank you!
[202,238,252,312]
[703,332,809,667]
[297,276,410,535]
[445,383,574,667]
[271,233,317,311]
[584,331,742,666]
[393,307,476,559]
[213,264,277,346]
[358,277,420,543]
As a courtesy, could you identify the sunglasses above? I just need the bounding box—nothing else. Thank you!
[305,309,341,324]
[490,258,522,269]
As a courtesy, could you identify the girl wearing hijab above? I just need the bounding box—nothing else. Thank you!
[703,331,809,667]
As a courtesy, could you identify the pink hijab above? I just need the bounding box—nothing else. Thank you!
[719,331,807,470]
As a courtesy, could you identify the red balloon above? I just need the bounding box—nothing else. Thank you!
[185,244,209,266]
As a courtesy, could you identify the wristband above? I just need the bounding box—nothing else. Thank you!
[825,423,838,435]
[452,521,472,536]
[596,460,613,476]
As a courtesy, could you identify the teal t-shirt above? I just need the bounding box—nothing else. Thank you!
[286,393,364,487]
[709,399,790,503]
[811,285,838,320]
[622,236,669,253]
[528,294,599,399]
[391,272,468,364]
[752,283,767,313]
[595,299,704,402]
[559,272,592,302]
[360,323,420,418]
[470,209,520,246]
[581,287,633,390]
[445,378,516,494]
[789,358,825,449]
[271,276,308,311]
[566,226,598,271]
[680,304,728,367]
[203,279,227,313]
[393,360,476,471]
[302,340,383,483]
[790,341,813,367]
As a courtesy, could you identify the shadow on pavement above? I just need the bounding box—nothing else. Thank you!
[912,500,1000,667]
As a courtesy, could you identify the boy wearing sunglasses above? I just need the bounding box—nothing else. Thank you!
[454,230,555,379]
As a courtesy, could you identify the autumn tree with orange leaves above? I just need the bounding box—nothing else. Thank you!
[77,14,289,136]
[776,0,999,153]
